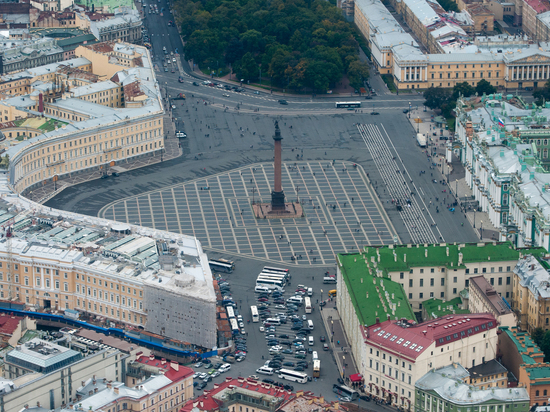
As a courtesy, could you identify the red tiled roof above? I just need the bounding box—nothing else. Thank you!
[134,353,193,382]
[0,314,22,336]
[525,0,550,13]
[180,377,295,412]
[364,313,497,361]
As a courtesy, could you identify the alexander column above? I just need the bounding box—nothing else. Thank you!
[271,120,285,211]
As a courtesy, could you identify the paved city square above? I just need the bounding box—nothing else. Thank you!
[99,161,397,265]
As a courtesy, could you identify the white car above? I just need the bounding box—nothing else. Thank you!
[239,322,244,328]
[194,362,203,368]
[259,326,265,332]
[219,363,231,372]
[193,372,200,379]
[199,373,208,379]
[270,345,283,351]
[249,375,259,380]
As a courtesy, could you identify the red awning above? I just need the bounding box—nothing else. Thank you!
[349,373,363,382]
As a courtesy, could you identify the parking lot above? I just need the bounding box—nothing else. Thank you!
[185,256,344,401]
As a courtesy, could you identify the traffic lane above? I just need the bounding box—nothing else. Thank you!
[379,114,478,243]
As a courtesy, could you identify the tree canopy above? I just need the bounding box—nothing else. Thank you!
[533,80,550,106]
[177,0,366,92]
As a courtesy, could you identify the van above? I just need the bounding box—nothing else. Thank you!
[264,318,281,326]
[307,320,314,330]
[308,336,314,346]
[307,287,313,296]
[312,351,319,360]
[255,285,270,293]
[256,366,274,375]
[287,296,303,304]
[323,277,337,284]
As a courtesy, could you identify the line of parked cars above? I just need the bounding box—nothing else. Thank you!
[193,361,232,390]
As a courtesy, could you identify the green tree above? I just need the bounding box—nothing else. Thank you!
[475,79,497,96]
[347,60,370,91]
[452,82,474,100]
[234,52,258,82]
[424,87,451,111]
[240,30,264,54]
[532,327,545,346]
[533,80,550,105]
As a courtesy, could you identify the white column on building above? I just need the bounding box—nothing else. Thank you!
[537,65,540,79]
[414,66,418,82]
[522,65,525,80]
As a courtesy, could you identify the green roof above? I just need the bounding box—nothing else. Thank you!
[522,354,537,364]
[357,242,546,275]
[57,34,98,47]
[525,366,550,380]
[337,253,415,326]
[500,326,543,361]
[422,297,469,319]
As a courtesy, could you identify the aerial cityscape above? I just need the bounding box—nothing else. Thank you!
[2,0,550,410]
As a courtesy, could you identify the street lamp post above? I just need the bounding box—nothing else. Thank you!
[409,102,411,118]
[473,208,476,228]
[480,220,483,240]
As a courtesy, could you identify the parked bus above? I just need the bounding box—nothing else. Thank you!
[256,277,285,291]
[304,297,312,314]
[278,368,308,383]
[250,305,259,323]
[258,274,287,285]
[335,102,361,108]
[230,318,239,335]
[260,271,288,281]
[226,306,235,319]
[323,277,337,284]
[313,360,321,378]
[333,384,358,400]
[262,266,290,279]
[209,258,235,273]
[328,290,337,297]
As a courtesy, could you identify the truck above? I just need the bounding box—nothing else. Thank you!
[173,93,186,100]
[417,133,427,147]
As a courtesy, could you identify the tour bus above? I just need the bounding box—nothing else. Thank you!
[263,266,290,277]
[333,384,358,400]
[304,297,312,314]
[313,360,321,378]
[209,258,235,273]
[230,318,239,335]
[335,102,361,108]
[278,368,308,383]
[262,267,290,281]
[256,277,285,291]
[226,306,235,319]
[323,277,337,284]
[258,274,287,285]
[250,305,259,323]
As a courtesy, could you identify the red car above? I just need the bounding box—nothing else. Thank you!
[257,297,268,302]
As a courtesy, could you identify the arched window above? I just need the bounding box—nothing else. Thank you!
[536,390,540,396]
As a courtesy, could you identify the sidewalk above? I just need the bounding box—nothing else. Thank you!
[27,110,183,204]
[319,297,359,384]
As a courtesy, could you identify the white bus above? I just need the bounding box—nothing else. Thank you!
[263,266,289,276]
[278,368,308,383]
[230,318,239,335]
[258,274,287,286]
[256,277,285,291]
[209,258,235,273]
[333,384,358,400]
[262,267,290,281]
[250,305,259,323]
[313,360,320,378]
[304,297,312,314]
[260,271,287,281]
[226,306,235,319]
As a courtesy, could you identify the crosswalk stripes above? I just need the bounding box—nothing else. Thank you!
[357,123,440,244]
